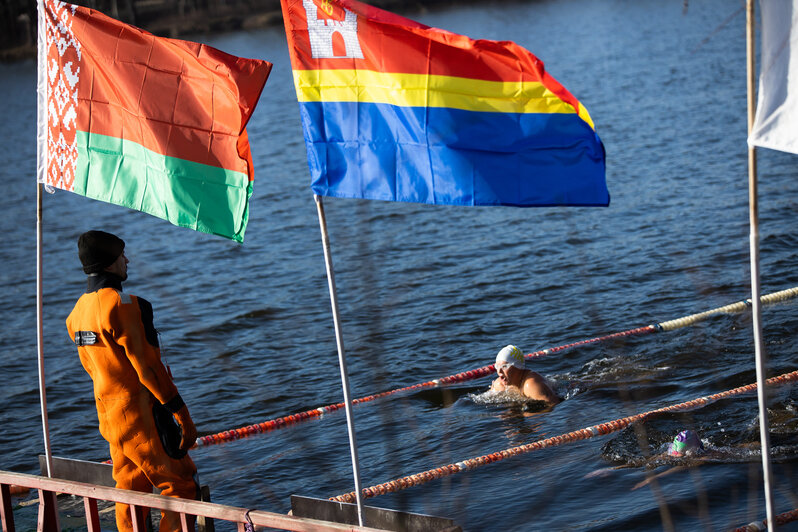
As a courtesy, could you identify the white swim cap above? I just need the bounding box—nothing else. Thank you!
[496,345,525,369]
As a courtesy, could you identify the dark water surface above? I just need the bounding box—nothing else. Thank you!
[2,0,798,530]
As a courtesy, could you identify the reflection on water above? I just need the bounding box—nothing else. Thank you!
[470,388,552,411]
[468,389,556,446]
[410,385,482,408]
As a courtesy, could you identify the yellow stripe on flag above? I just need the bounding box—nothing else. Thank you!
[293,69,580,117]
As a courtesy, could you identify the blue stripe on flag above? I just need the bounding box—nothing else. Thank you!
[299,101,608,207]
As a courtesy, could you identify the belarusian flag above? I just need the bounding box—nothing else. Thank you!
[37,0,272,242]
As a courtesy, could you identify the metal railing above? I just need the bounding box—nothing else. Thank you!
[0,470,380,532]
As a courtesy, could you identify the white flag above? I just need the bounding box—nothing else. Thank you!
[749,0,798,154]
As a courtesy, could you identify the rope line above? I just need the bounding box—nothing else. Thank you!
[657,286,798,331]
[193,286,798,449]
[330,370,798,503]
[731,508,798,531]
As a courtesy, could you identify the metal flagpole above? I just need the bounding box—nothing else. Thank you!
[37,183,54,478]
[746,1,774,529]
[36,0,53,479]
[314,194,366,526]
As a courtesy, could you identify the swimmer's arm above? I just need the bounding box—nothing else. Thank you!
[632,466,689,490]
[490,378,503,392]
[583,464,632,479]
[522,373,560,404]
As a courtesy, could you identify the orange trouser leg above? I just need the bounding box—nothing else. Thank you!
[113,443,198,532]
[117,432,198,532]
[102,393,199,532]
[151,453,198,532]
[111,444,153,532]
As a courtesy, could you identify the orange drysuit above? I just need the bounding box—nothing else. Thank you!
[66,273,198,532]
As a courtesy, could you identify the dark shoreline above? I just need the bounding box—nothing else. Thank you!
[0,0,510,63]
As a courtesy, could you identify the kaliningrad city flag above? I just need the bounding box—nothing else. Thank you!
[37,0,272,242]
[281,0,608,206]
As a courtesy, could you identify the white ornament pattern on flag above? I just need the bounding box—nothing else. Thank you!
[44,0,81,191]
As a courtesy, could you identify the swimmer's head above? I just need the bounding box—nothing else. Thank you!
[668,429,704,457]
[495,345,525,373]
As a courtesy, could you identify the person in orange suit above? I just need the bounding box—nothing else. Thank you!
[66,230,199,532]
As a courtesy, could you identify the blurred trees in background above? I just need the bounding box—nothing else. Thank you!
[1,0,286,57]
[1,0,450,60]
[2,0,36,50]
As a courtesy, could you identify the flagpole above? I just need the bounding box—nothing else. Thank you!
[314,194,366,526]
[746,1,774,529]
[35,0,53,479]
[36,183,54,478]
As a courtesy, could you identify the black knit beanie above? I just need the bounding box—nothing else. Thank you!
[77,231,125,274]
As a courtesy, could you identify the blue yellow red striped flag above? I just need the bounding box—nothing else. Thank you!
[280,0,608,207]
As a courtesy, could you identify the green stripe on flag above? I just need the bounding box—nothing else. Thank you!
[73,131,252,242]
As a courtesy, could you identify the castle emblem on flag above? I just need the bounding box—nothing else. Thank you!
[302,0,363,59]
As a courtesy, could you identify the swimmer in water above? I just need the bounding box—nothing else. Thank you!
[666,429,705,457]
[586,429,710,488]
[629,429,707,489]
[490,345,560,405]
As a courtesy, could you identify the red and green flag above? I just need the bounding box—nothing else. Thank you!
[37,0,272,242]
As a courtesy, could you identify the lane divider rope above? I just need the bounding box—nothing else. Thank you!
[193,286,798,449]
[329,370,798,503]
[657,286,798,331]
[731,508,798,531]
